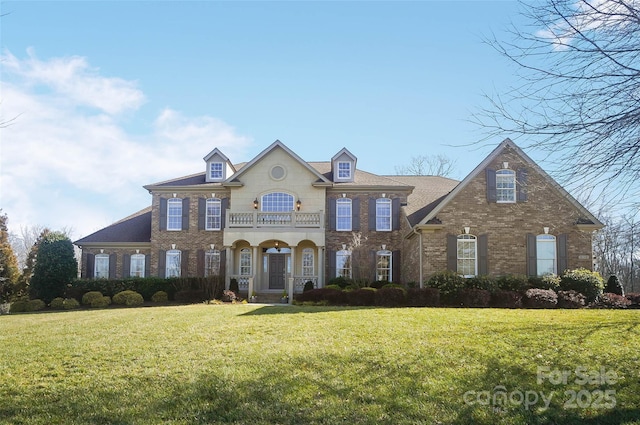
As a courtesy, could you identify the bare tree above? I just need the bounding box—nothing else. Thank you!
[593,212,639,293]
[475,0,640,207]
[394,154,457,177]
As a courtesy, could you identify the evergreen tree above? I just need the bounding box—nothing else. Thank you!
[15,228,51,299]
[0,211,20,303]
[30,231,77,303]
[605,275,624,297]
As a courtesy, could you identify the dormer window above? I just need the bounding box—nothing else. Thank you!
[331,148,357,183]
[203,148,234,183]
[209,162,223,180]
[337,162,352,179]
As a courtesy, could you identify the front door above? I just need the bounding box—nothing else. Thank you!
[269,254,286,289]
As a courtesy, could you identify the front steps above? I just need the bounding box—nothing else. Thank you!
[249,292,290,304]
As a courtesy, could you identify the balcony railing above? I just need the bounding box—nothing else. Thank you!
[227,211,324,229]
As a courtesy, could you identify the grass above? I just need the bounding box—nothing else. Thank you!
[0,305,639,424]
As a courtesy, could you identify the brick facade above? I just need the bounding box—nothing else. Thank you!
[75,139,602,287]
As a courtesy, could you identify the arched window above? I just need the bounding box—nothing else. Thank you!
[206,198,222,230]
[240,248,252,276]
[167,198,183,230]
[205,249,221,277]
[95,254,109,279]
[261,192,294,212]
[376,249,392,282]
[376,198,392,231]
[496,169,516,203]
[536,234,557,275]
[457,234,477,277]
[130,254,145,277]
[302,248,314,277]
[336,198,352,231]
[166,250,181,278]
[336,249,352,278]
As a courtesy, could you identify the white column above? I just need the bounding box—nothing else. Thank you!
[252,245,259,292]
[248,277,254,300]
[289,246,296,301]
[318,247,324,288]
[226,246,233,290]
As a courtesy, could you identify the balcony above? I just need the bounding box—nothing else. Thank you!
[227,211,324,229]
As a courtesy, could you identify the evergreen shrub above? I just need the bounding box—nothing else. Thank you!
[560,268,604,303]
[406,287,440,307]
[524,288,558,308]
[375,286,406,307]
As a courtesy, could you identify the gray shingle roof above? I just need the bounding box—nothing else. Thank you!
[74,207,152,245]
[387,175,460,226]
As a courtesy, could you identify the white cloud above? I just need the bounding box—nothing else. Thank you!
[0,50,253,239]
[536,0,638,50]
[2,48,145,115]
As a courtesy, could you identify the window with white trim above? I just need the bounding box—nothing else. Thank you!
[205,249,221,277]
[457,234,477,277]
[261,192,294,212]
[376,198,392,231]
[167,198,182,231]
[336,249,352,278]
[206,198,222,230]
[130,254,145,277]
[336,198,352,231]
[95,254,109,279]
[337,161,352,179]
[376,250,392,282]
[166,250,181,278]
[496,169,516,203]
[209,162,224,180]
[536,234,557,276]
[240,248,251,276]
[302,248,314,277]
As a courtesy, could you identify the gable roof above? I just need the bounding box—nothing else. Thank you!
[388,175,459,226]
[417,138,604,227]
[74,207,152,245]
[310,162,414,189]
[331,147,357,163]
[224,140,332,186]
[203,147,232,165]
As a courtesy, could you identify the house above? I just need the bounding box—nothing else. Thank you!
[74,138,603,299]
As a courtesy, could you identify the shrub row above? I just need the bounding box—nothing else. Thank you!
[69,276,224,303]
[425,268,605,304]
[295,285,640,309]
[296,286,413,307]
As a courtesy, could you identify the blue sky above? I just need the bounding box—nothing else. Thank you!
[1,1,532,239]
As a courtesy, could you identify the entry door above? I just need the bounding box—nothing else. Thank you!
[269,254,286,289]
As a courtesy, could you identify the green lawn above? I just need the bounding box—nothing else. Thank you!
[0,305,638,424]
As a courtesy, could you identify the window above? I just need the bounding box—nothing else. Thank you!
[130,254,145,277]
[537,234,557,275]
[376,250,392,282]
[376,198,392,231]
[336,198,352,231]
[240,248,251,276]
[167,198,182,230]
[166,250,181,278]
[261,192,294,212]
[337,161,351,179]
[302,248,314,277]
[95,254,109,279]
[496,169,516,203]
[336,249,352,278]
[209,162,223,180]
[205,249,221,277]
[457,234,477,277]
[206,198,222,230]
